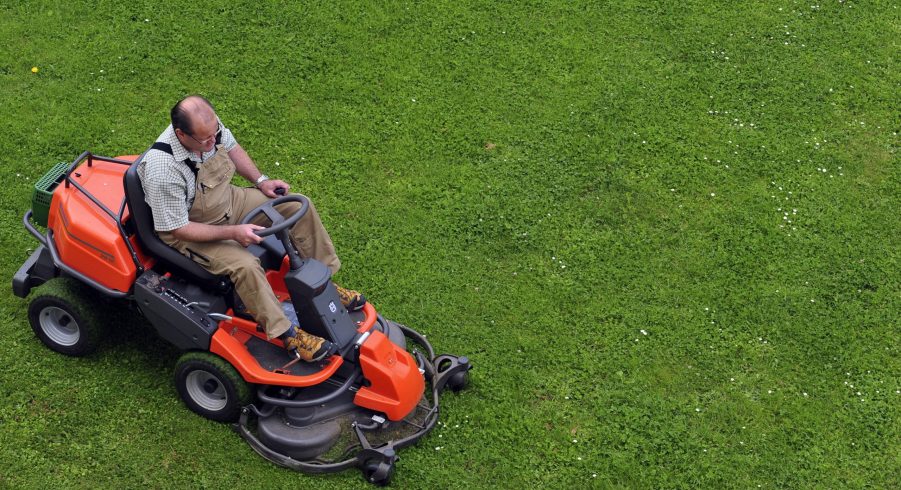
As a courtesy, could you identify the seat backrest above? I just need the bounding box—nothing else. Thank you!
[123,151,231,291]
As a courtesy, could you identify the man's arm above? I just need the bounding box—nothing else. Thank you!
[170,221,264,247]
[229,144,291,197]
[229,144,263,183]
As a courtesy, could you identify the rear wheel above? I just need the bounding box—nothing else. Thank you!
[27,278,106,357]
[174,352,252,423]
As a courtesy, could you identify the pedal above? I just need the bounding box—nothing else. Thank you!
[273,350,302,374]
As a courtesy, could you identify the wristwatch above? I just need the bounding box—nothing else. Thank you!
[254,174,270,187]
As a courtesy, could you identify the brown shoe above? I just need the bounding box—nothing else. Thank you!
[335,284,366,311]
[283,329,337,362]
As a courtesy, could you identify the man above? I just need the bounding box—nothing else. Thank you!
[138,95,364,362]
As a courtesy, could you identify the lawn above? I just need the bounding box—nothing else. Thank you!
[1,1,898,488]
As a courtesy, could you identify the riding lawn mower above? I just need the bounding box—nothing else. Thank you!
[12,151,472,485]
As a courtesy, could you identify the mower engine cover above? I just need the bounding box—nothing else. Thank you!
[46,156,151,293]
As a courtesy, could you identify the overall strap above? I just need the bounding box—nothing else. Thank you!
[150,141,173,154]
[150,141,197,176]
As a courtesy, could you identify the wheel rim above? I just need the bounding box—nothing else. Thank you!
[39,306,80,347]
[185,370,228,411]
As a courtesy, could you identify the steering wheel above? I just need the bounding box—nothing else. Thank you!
[239,192,309,269]
[239,193,309,237]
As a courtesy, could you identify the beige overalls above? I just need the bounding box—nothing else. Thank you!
[159,145,340,339]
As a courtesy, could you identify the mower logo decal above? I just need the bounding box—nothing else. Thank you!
[329,301,337,313]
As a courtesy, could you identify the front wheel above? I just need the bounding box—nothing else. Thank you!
[174,352,253,423]
[361,458,395,486]
[447,370,470,392]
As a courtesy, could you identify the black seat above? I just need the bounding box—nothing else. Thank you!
[124,151,232,291]
[123,151,288,291]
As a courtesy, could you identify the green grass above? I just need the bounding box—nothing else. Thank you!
[1,1,899,488]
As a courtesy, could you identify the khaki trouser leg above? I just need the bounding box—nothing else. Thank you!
[231,187,341,275]
[159,234,292,340]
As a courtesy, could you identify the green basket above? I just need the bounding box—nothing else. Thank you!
[31,162,69,227]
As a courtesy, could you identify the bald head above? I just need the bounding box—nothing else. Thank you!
[171,95,221,153]
[170,95,217,135]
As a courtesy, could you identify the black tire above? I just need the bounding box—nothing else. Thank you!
[27,278,106,357]
[447,371,470,392]
[174,352,252,423]
[361,459,395,487]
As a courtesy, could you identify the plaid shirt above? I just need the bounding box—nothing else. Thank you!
[137,122,238,232]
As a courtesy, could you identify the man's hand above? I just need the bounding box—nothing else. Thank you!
[231,224,265,247]
[258,179,291,198]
